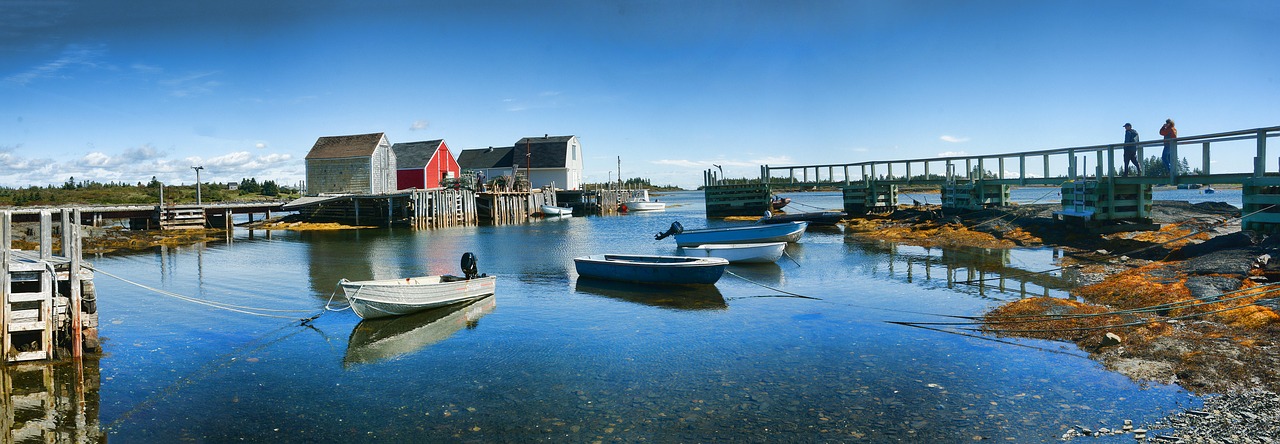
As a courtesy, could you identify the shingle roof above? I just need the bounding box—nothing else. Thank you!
[456,146,514,169]
[512,135,574,168]
[305,133,386,159]
[391,139,445,169]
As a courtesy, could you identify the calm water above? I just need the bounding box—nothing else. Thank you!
[46,191,1210,441]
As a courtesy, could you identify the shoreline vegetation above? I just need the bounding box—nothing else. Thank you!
[832,201,1278,441]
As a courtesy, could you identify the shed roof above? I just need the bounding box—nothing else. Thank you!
[457,146,514,169]
[512,135,575,168]
[391,139,445,169]
[305,132,386,159]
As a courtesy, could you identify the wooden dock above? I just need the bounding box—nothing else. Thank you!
[705,126,1280,229]
[2,209,97,363]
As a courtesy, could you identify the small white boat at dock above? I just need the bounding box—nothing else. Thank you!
[678,242,786,264]
[340,253,497,319]
[541,205,573,216]
[623,199,665,211]
[622,190,666,211]
[574,254,728,285]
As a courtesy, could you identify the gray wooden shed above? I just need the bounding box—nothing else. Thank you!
[304,132,397,196]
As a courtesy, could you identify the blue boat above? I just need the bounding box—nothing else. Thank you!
[574,254,728,285]
[656,221,808,247]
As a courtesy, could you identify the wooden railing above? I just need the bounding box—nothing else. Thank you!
[758,126,1280,187]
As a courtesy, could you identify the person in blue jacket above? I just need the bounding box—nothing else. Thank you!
[1122,123,1141,176]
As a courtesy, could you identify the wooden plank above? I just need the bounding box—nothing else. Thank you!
[2,211,10,361]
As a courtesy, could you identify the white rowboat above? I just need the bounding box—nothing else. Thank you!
[624,199,666,211]
[678,242,786,263]
[541,205,572,216]
[341,275,497,320]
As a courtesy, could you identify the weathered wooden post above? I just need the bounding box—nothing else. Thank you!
[1257,129,1268,178]
[40,210,52,260]
[1,211,10,360]
[1202,142,1211,175]
[71,209,82,359]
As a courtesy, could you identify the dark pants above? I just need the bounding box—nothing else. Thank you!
[1162,142,1173,173]
[1123,149,1140,175]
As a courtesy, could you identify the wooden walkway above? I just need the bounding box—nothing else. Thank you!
[705,126,1280,229]
[759,126,1277,188]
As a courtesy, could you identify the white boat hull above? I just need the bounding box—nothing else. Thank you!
[679,242,786,263]
[625,200,666,211]
[341,275,497,319]
[541,205,572,216]
[672,222,807,247]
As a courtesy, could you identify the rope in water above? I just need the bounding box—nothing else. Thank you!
[87,265,317,320]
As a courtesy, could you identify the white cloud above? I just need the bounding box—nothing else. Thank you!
[940,135,970,143]
[255,142,267,149]
[937,151,969,157]
[410,120,429,131]
[161,71,222,98]
[4,44,107,85]
[79,152,112,167]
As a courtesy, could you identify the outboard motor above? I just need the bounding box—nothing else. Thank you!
[461,252,479,279]
[654,221,684,240]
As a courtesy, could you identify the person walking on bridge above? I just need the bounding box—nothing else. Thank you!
[1159,119,1177,174]
[1123,123,1141,176]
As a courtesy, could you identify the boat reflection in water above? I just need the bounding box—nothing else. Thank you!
[572,279,727,310]
[344,295,496,367]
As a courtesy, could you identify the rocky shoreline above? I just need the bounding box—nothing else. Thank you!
[845,200,1280,442]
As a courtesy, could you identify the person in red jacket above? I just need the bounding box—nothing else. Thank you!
[1159,119,1177,174]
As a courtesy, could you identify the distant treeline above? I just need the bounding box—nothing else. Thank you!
[582,177,682,191]
[0,176,299,206]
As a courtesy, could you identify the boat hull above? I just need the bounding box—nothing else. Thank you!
[672,222,807,247]
[678,242,786,263]
[541,205,572,216]
[341,275,497,320]
[625,200,666,211]
[574,254,728,285]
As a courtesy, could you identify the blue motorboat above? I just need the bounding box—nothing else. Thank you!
[574,254,729,285]
[656,221,807,247]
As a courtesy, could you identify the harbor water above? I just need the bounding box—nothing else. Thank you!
[21,190,1236,441]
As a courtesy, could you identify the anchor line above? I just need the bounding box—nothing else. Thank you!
[86,265,315,320]
[103,321,310,432]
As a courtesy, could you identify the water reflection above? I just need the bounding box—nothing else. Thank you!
[1,359,104,443]
[572,279,727,310]
[344,295,496,367]
[845,240,1073,299]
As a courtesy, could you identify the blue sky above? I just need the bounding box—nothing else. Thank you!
[2,0,1277,190]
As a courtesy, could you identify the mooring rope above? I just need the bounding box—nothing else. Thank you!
[103,321,310,431]
[86,265,315,320]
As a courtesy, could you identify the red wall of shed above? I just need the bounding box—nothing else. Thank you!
[397,169,425,190]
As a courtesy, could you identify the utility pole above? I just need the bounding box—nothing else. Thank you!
[192,165,205,204]
[616,156,621,189]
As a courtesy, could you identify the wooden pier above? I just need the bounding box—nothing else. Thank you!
[2,209,98,363]
[704,126,1280,229]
